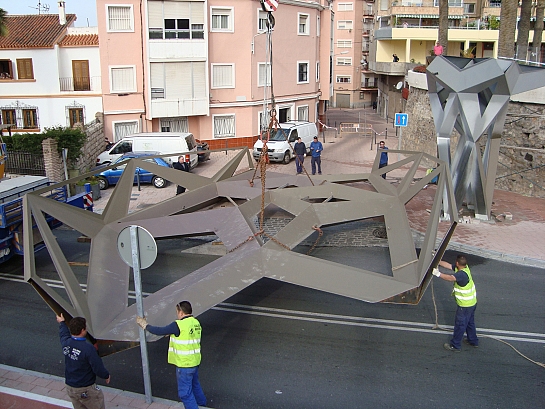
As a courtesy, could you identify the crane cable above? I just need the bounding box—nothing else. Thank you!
[430,279,545,368]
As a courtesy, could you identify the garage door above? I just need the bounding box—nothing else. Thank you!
[336,93,350,108]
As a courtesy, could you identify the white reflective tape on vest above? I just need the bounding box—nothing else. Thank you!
[170,338,201,345]
[168,347,201,355]
[453,285,475,294]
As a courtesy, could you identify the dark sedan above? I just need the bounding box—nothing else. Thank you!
[95,153,170,190]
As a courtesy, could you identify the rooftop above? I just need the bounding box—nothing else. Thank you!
[0,14,77,49]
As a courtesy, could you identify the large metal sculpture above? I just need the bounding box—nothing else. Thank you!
[24,149,456,343]
[427,56,545,219]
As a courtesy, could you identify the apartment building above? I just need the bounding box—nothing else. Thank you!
[0,3,102,133]
[368,0,512,120]
[97,0,333,149]
[331,0,378,108]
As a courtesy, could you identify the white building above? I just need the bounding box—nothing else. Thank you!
[0,3,102,133]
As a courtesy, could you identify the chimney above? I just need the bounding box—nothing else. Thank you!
[58,1,66,25]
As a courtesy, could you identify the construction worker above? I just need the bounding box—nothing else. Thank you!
[136,301,207,409]
[433,255,479,352]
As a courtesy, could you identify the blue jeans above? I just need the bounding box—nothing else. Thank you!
[296,155,304,173]
[311,156,321,174]
[176,366,207,409]
[451,304,478,349]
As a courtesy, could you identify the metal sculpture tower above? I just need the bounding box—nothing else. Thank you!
[427,56,545,219]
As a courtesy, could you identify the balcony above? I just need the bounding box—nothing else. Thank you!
[59,76,101,92]
[150,97,209,118]
[369,61,417,75]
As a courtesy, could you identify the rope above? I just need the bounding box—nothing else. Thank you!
[430,279,544,368]
[306,226,323,255]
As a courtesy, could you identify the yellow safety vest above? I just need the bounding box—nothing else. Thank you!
[453,266,477,307]
[167,316,202,368]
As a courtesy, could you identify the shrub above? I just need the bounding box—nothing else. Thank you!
[3,126,87,168]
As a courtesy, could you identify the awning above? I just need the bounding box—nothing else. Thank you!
[396,14,464,19]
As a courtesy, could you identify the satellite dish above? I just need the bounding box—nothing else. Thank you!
[396,81,403,90]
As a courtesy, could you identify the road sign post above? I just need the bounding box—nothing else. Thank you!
[394,113,408,161]
[117,226,157,404]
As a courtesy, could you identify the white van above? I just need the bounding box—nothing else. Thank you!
[252,121,318,164]
[96,132,198,168]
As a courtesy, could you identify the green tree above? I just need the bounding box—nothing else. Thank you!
[516,0,533,59]
[498,0,517,58]
[0,8,8,37]
[438,0,449,55]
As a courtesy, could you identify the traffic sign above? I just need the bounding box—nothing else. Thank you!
[263,0,278,12]
[395,113,408,127]
[117,226,157,269]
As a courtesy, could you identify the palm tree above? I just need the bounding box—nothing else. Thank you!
[532,0,545,53]
[0,8,7,37]
[498,0,517,58]
[438,0,448,55]
[517,0,533,60]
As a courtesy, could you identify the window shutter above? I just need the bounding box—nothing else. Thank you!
[111,67,134,92]
[150,63,164,89]
[164,1,190,19]
[148,1,163,28]
[190,2,204,24]
[192,62,206,99]
[165,62,192,99]
[212,65,232,88]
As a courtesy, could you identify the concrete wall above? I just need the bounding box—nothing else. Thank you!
[404,74,545,198]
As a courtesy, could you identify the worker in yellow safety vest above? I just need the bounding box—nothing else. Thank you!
[137,301,207,409]
[433,255,479,352]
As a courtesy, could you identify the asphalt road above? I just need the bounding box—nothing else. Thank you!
[0,229,543,409]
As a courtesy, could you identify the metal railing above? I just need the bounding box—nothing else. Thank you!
[5,152,46,176]
[59,76,101,92]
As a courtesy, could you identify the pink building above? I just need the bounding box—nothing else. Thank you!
[96,0,332,150]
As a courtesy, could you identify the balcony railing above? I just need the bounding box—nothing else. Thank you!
[59,76,101,92]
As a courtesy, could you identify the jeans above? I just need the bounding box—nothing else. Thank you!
[311,156,321,174]
[451,304,478,349]
[176,366,207,409]
[379,162,387,179]
[295,155,304,173]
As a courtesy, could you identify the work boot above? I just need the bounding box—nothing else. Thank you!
[463,338,478,348]
[443,343,461,352]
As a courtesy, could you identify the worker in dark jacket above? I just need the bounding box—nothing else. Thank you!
[293,137,306,174]
[57,313,110,409]
[173,155,190,195]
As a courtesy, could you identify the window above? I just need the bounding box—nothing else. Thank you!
[258,62,271,87]
[316,61,320,82]
[22,109,38,129]
[297,105,309,121]
[0,60,13,79]
[297,62,309,84]
[110,66,136,93]
[211,64,235,88]
[298,13,309,35]
[113,121,138,142]
[1,109,16,127]
[160,117,188,132]
[211,8,233,32]
[336,75,351,83]
[337,57,352,66]
[337,40,352,48]
[258,110,271,133]
[213,114,235,138]
[464,3,475,14]
[72,60,90,91]
[150,61,206,101]
[107,5,133,32]
[16,59,34,80]
[337,2,354,11]
[148,2,205,39]
[68,108,84,127]
[337,20,353,30]
[258,10,268,32]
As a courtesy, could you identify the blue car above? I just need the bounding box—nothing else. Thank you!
[96,153,170,190]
